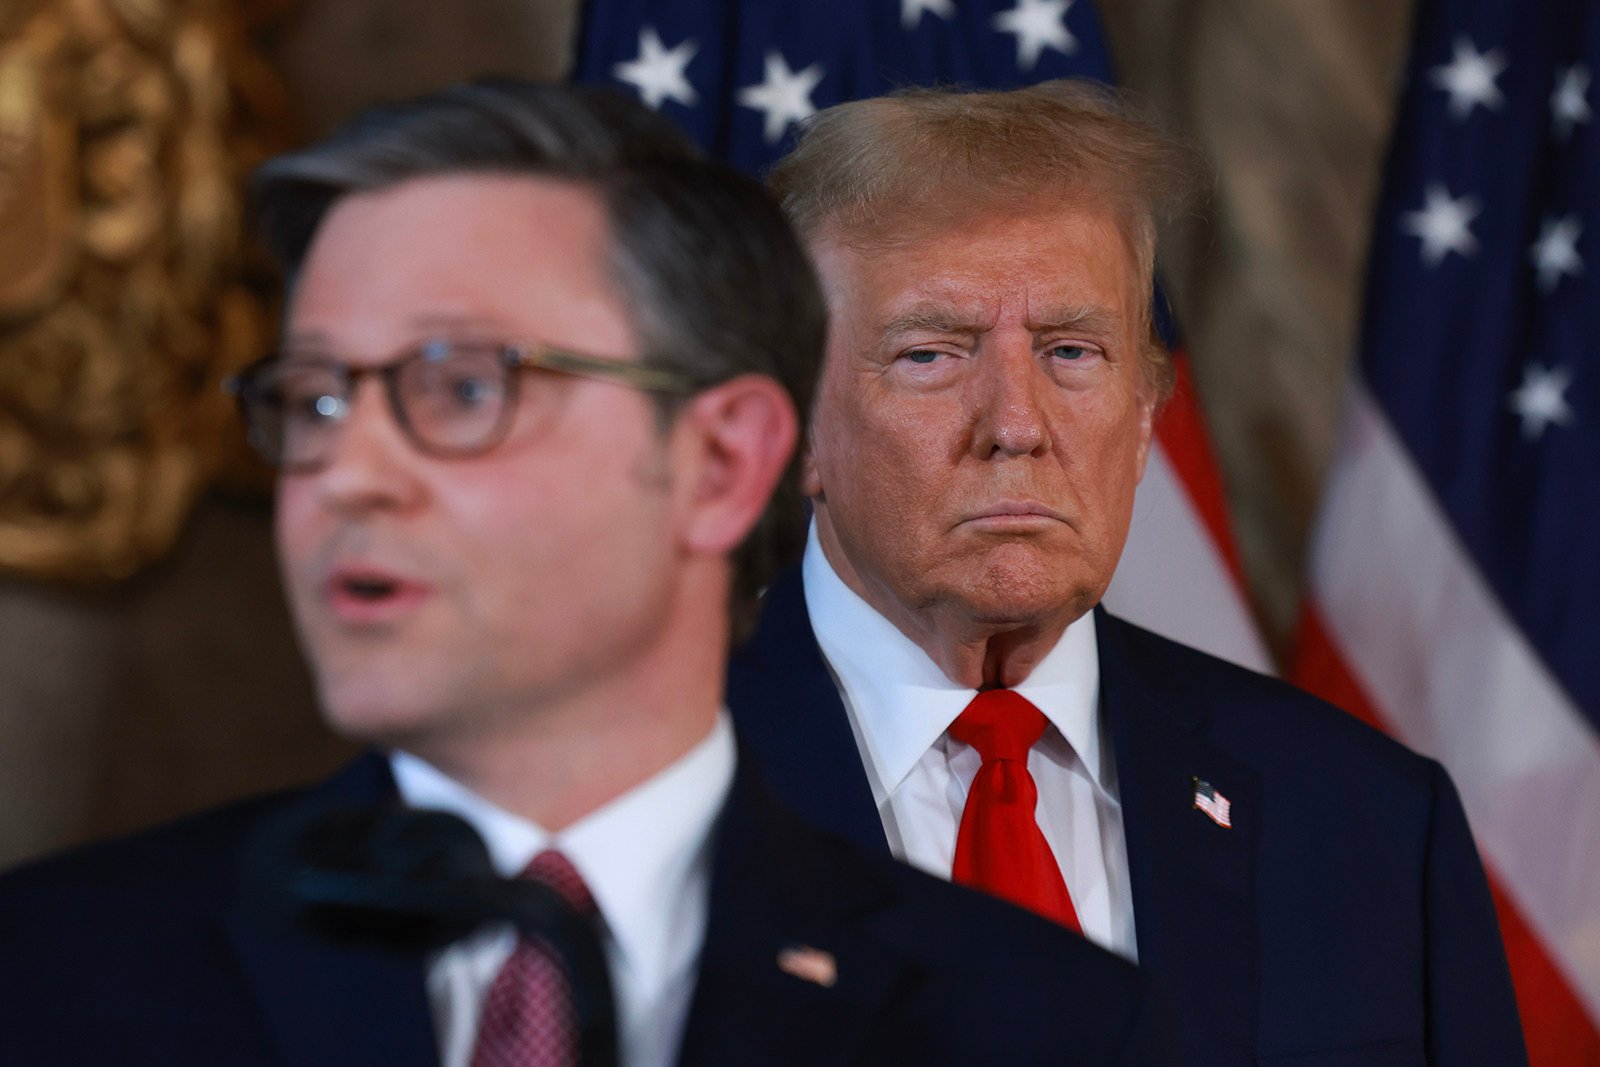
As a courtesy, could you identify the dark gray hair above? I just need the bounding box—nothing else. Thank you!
[253,79,825,641]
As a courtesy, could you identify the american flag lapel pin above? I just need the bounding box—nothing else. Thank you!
[1192,777,1233,828]
[777,944,838,988]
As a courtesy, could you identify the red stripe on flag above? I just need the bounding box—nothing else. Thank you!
[1490,881,1600,1067]
[1293,602,1600,1065]
[1153,350,1248,586]
[1287,604,1388,734]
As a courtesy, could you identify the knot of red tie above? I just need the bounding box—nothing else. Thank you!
[522,849,596,916]
[948,688,1048,763]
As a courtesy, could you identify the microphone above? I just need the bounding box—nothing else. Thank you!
[245,803,617,1067]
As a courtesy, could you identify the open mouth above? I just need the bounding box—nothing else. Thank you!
[323,568,427,619]
[341,575,399,601]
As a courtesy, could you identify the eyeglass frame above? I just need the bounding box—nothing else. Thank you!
[224,338,703,473]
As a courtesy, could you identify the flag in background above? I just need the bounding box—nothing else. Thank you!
[1295,0,1600,1059]
[572,0,1272,676]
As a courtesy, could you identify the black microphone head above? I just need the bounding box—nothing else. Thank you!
[292,805,497,883]
[243,800,618,1064]
[243,803,503,953]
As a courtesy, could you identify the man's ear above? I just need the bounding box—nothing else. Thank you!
[799,443,822,499]
[675,375,799,557]
[1132,335,1164,484]
[1133,387,1156,484]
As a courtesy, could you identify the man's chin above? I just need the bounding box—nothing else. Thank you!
[314,675,445,750]
[946,568,1101,632]
[964,541,1096,596]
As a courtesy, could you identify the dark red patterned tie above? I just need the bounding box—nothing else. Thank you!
[470,850,597,1067]
[949,689,1081,931]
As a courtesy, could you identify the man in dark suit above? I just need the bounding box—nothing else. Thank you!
[0,81,1170,1065]
[728,80,1529,1065]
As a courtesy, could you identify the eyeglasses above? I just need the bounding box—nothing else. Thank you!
[225,338,699,472]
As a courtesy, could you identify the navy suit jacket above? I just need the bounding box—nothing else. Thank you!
[0,747,1172,1065]
[728,567,1528,1066]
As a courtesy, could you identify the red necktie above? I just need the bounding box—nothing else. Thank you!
[470,850,597,1067]
[948,689,1081,931]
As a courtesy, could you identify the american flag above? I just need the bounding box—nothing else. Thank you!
[1294,0,1600,1058]
[1191,778,1233,829]
[572,0,1272,676]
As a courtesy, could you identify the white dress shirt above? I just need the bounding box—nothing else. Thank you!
[389,713,735,1067]
[803,528,1137,960]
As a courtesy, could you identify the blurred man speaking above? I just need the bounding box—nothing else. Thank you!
[0,81,1169,1066]
[728,80,1528,1065]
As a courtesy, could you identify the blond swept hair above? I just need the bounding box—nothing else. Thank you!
[768,79,1200,402]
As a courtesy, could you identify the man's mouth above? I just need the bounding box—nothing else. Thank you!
[962,500,1069,525]
[322,567,432,621]
[341,574,398,600]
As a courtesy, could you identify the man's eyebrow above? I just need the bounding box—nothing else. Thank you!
[877,305,987,337]
[409,312,509,331]
[281,313,512,351]
[1027,305,1123,336]
[876,303,1125,338]
[281,329,331,351]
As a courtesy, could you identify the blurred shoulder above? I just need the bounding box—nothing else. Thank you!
[0,789,294,924]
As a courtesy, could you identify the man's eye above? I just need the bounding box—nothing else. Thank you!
[1050,344,1090,361]
[446,373,497,407]
[280,382,344,423]
[904,350,941,364]
[302,393,344,420]
[416,362,504,411]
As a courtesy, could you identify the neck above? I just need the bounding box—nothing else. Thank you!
[896,607,1070,690]
[407,566,728,830]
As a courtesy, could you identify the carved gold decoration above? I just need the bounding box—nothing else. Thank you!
[0,0,291,582]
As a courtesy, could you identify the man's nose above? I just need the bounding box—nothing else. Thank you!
[311,380,426,512]
[971,339,1053,459]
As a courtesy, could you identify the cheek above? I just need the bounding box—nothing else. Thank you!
[1074,411,1149,513]
[807,394,860,495]
[468,452,670,580]
[273,482,319,571]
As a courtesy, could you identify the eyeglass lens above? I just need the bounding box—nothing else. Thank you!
[242,343,518,469]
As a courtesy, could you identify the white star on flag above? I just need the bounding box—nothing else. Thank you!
[1507,363,1576,440]
[612,27,699,110]
[1402,184,1482,266]
[1429,35,1507,119]
[902,0,956,30]
[1529,214,1583,293]
[992,0,1076,71]
[737,50,825,144]
[1551,64,1592,140]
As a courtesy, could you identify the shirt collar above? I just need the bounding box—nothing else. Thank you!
[389,713,735,989]
[802,523,1105,794]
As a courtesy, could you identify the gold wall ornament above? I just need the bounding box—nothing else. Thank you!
[0,0,291,582]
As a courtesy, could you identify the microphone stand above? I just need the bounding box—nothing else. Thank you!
[248,805,618,1067]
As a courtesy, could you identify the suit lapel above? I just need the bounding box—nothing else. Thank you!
[221,754,439,1067]
[676,761,915,1067]
[1097,609,1259,1062]
[729,568,889,856]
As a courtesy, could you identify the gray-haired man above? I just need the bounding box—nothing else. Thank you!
[730,80,1527,1066]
